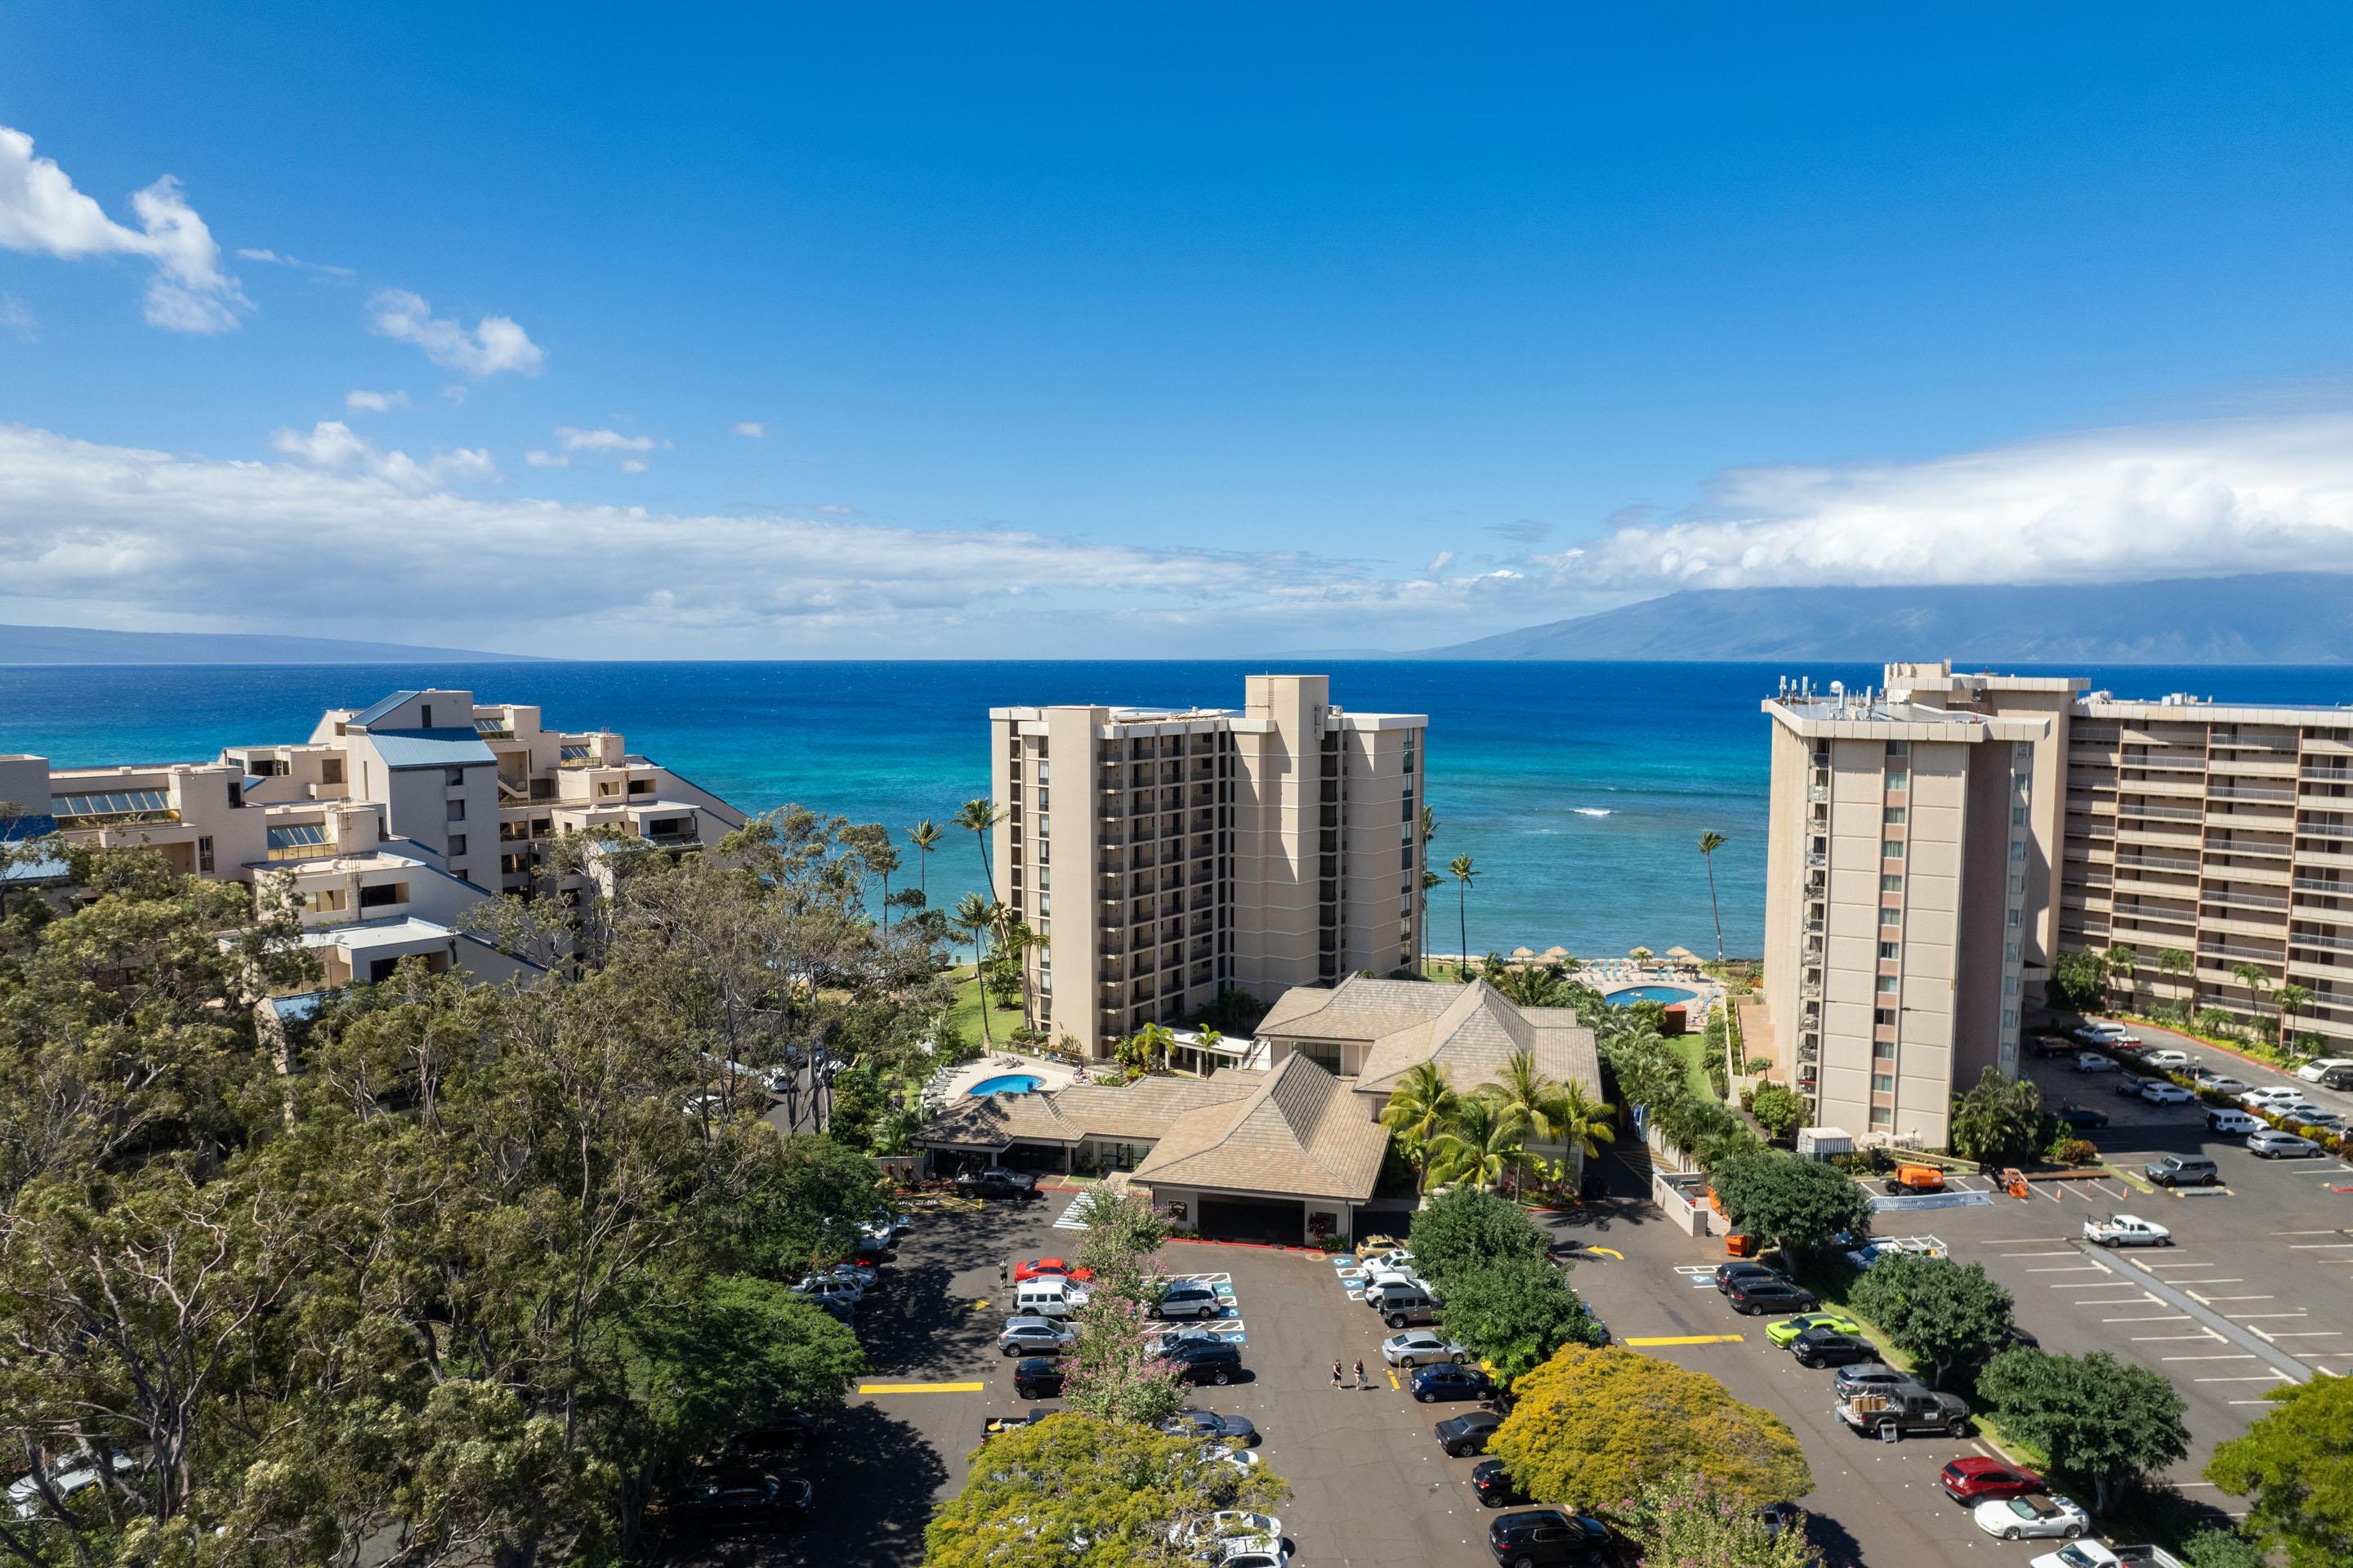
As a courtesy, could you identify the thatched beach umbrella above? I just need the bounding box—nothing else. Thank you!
[1511,945,1536,960]
[1665,945,1695,961]
[1543,945,1569,961]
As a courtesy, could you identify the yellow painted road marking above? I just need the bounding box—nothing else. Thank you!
[859,1381,985,1394]
[1623,1334,1745,1347]
[1587,1247,1624,1260]
[1386,1366,1400,1390]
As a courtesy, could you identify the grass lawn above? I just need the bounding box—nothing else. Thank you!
[944,963,1027,1048]
[1668,1033,1716,1100]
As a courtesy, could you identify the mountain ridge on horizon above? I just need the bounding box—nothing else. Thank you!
[0,623,542,666]
[1404,573,2353,665]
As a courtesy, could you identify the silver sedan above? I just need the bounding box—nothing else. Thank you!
[1381,1329,1468,1368]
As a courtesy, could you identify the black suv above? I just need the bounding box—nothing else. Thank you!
[1471,1459,1526,1508]
[1788,1327,1875,1368]
[1488,1508,1615,1566]
[1726,1277,1817,1316]
[1012,1357,1064,1400]
[1436,1409,1505,1457]
[1155,1339,1243,1387]
[665,1468,813,1535]
[1713,1260,1780,1293]
[956,1168,1038,1199]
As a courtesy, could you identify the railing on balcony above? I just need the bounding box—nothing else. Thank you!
[2290,930,2353,956]
[2203,887,2290,912]
[2114,852,2199,872]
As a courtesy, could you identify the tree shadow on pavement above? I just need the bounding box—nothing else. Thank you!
[1802,1512,1866,1567]
[693,1405,950,1567]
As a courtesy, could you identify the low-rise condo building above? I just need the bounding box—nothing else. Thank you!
[0,686,744,988]
[989,674,1427,1061]
[1763,659,2353,1146]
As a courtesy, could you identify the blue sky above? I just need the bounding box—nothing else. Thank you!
[5,5,2353,656]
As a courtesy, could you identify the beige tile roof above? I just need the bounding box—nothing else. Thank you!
[918,1072,1261,1149]
[1132,1053,1389,1202]
[1266,976,1601,1101]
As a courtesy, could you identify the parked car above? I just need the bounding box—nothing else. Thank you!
[2249,1128,2324,1159]
[2297,1110,2348,1133]
[2297,1057,2353,1083]
[1160,1409,1259,1446]
[2074,1052,2121,1074]
[997,1316,1078,1356]
[2138,1048,2194,1070]
[1833,1362,1918,1401]
[1940,1457,2044,1505]
[2144,1154,2220,1187]
[1382,1329,1469,1368]
[664,1467,812,1534]
[1974,1494,2089,1541]
[1362,1247,1414,1272]
[789,1275,862,1308]
[2140,1082,2194,1106]
[2074,1022,2136,1045]
[1435,1409,1505,1457]
[1193,1443,1262,1477]
[1013,1258,1096,1284]
[1411,1363,1498,1404]
[1788,1328,1877,1368]
[1471,1459,1526,1508]
[823,1260,878,1288]
[2196,1074,2253,1097]
[7,1453,136,1524]
[2314,1064,2353,1091]
[1757,1502,1806,1539]
[2208,1107,2265,1136]
[2115,1074,2155,1098]
[1154,1281,1226,1320]
[1207,1536,1288,1568]
[1156,1340,1244,1386]
[2032,1034,2082,1058]
[1011,1357,1064,1400]
[1486,1508,1616,1566]
[2242,1086,2308,1111]
[1726,1277,1818,1316]
[955,1168,1038,1199]
[1834,1383,1971,1440]
[719,1414,823,1466]
[1763,1311,1862,1348]
[2084,1213,2172,1248]
[1713,1260,1782,1293]
[2052,1102,2110,1129]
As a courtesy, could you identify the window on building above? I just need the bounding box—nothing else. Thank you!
[198,836,215,873]
[446,799,466,822]
[2012,805,2029,825]
[448,833,467,857]
[1880,905,1901,926]
[1873,1038,1896,1059]
[1883,806,1906,824]
[359,882,407,909]
[2007,906,2021,927]
[1874,1007,1897,1026]
[2001,1008,2020,1030]
[1878,941,1900,960]
[1872,1074,1895,1092]
[1886,768,1909,791]
[2011,840,2026,860]
[1037,815,1049,836]
[1880,873,1904,892]
[1869,1106,1894,1127]
[1883,840,1904,860]
[421,704,434,728]
[1876,975,1900,994]
[446,768,464,786]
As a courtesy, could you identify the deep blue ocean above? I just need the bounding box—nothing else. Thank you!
[7,659,2353,958]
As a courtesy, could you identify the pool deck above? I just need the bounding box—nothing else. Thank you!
[931,1050,1084,1105]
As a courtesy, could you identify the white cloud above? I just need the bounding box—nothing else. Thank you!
[524,449,568,468]
[0,422,1382,656]
[1576,412,2353,591]
[618,458,648,474]
[0,293,33,341]
[0,123,249,333]
[366,288,544,377]
[268,420,500,492]
[237,248,353,279]
[441,385,467,404]
[555,426,655,453]
[344,389,410,413]
[731,421,766,438]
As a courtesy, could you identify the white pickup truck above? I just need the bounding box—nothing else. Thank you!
[2029,1541,2186,1568]
[2083,1214,2172,1249]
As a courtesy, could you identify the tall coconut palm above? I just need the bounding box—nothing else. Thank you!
[907,818,944,903]
[868,841,901,933]
[956,797,1003,900]
[1427,1097,1529,1195]
[1418,806,1440,972]
[2104,943,2139,1013]
[1484,1050,1569,1146]
[953,890,998,1048]
[989,905,1038,1030]
[1449,854,1478,982]
[1552,1080,1618,1161]
[1698,830,1730,965]
[2231,961,2273,1043]
[1377,1062,1461,1191]
[2278,982,2315,1052]
[2156,946,2195,1016]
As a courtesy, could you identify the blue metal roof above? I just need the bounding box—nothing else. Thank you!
[349,690,421,727]
[365,729,498,769]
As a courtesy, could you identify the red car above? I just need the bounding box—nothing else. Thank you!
[1011,1258,1096,1284]
[1940,1458,2044,1505]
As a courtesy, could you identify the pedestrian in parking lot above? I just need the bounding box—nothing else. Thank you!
[1354,1359,1368,1389]
[1331,1360,1343,1391]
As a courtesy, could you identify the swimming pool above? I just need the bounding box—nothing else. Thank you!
[1606,985,1699,1007]
[968,1073,1046,1096]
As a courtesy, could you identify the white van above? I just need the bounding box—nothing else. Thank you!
[1014,1280,1090,1319]
[2297,1057,2353,1083]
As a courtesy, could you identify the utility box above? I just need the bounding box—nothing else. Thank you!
[1797,1127,1854,1159]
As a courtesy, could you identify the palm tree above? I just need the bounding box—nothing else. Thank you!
[956,797,1002,899]
[1377,1062,1461,1191]
[1449,854,1478,982]
[2156,947,2195,1016]
[907,819,943,904]
[1552,1080,1617,1162]
[868,841,901,933]
[953,890,998,1048]
[2277,982,2315,1052]
[1427,1097,1529,1195]
[2104,943,2139,1014]
[1698,830,1730,965]
[2230,961,2273,1043]
[1484,1049,1569,1146]
[1418,806,1439,972]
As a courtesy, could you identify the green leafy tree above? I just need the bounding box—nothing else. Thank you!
[2177,1527,2268,1568]
[1976,1347,2189,1513]
[2206,1372,2353,1568]
[1947,1066,2045,1164]
[1707,1148,1872,1257]
[1846,1252,2016,1387]
[1621,1472,1824,1567]
[1435,1254,1603,1381]
[1379,1062,1462,1191]
[1061,1293,1185,1427]
[1492,1346,1811,1510]
[1407,1186,1550,1292]
[1485,955,1572,1009]
[1749,1084,1806,1141]
[924,1412,1288,1568]
[1427,1094,1529,1194]
[2050,949,2108,1012]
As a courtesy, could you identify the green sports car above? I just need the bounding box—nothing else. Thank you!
[1765,1311,1864,1348]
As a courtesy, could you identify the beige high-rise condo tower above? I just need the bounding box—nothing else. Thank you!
[988,675,1428,1061]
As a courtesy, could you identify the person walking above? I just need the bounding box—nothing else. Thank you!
[1332,1360,1344,1392]
[1354,1359,1368,1390]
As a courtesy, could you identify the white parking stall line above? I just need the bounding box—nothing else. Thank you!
[2235,1312,2311,1320]
[2194,1294,2275,1303]
[2163,1353,2255,1361]
[2261,1331,2344,1338]
[2028,1264,2107,1273]
[2052,1281,2132,1289]
[2133,1333,2222,1341]
[2104,1314,2193,1323]
[2270,1230,2345,1235]
[2288,1242,2353,1249]
[2200,1375,2291,1383]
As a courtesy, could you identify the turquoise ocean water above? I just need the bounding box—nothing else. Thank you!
[6,659,2351,959]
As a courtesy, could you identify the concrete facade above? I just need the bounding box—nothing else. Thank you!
[989,675,1427,1061]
